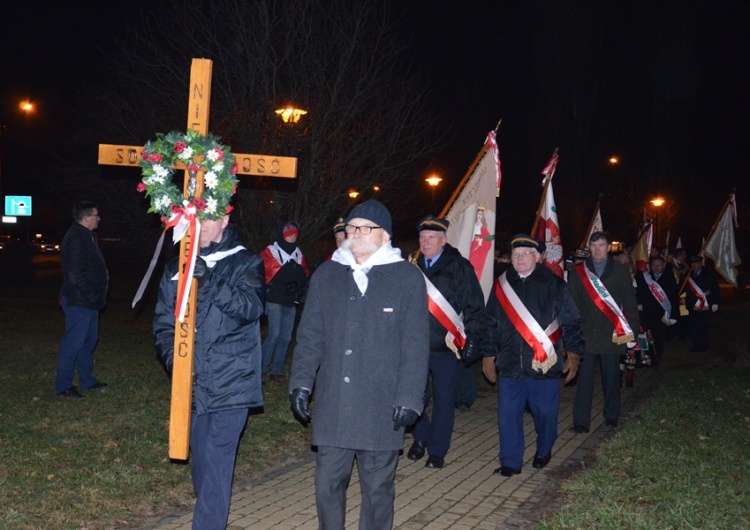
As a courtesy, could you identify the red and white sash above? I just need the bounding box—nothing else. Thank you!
[494,273,561,374]
[422,274,466,359]
[643,273,672,325]
[686,276,708,311]
[575,263,634,344]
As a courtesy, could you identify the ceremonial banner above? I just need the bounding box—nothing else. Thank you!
[531,150,563,278]
[631,222,653,272]
[581,202,604,249]
[704,194,741,287]
[534,179,564,277]
[444,131,502,302]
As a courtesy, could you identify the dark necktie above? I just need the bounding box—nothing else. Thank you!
[426,258,432,269]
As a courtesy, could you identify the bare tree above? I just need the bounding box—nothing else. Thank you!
[90,0,445,249]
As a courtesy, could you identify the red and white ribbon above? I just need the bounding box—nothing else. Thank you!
[642,273,672,324]
[131,201,201,323]
[423,273,466,358]
[494,274,561,374]
[686,276,708,311]
[575,263,634,344]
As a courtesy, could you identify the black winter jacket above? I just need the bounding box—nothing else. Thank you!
[153,224,265,415]
[59,223,108,310]
[482,265,584,380]
[416,244,485,356]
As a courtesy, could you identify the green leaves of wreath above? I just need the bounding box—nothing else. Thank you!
[136,130,239,221]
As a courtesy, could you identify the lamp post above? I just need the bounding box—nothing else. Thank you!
[650,197,665,248]
[275,106,308,124]
[0,101,35,205]
[425,174,442,211]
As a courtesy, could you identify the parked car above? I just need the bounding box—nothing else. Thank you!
[31,237,61,253]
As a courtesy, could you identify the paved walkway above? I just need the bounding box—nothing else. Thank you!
[149,366,659,530]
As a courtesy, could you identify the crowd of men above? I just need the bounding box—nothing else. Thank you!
[58,197,723,530]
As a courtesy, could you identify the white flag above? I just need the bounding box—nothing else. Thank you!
[445,132,502,303]
[582,203,603,249]
[704,201,742,287]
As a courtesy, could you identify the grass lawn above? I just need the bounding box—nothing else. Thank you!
[0,268,311,530]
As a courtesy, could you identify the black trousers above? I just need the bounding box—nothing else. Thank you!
[573,353,622,430]
[315,446,399,530]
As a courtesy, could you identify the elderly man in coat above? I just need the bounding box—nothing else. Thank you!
[154,216,265,530]
[289,200,430,530]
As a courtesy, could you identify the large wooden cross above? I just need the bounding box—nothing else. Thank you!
[98,58,297,460]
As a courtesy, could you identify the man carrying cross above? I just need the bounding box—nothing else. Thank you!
[154,213,265,530]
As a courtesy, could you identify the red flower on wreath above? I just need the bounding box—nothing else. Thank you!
[174,141,187,154]
[171,204,183,215]
[188,164,201,173]
[148,153,163,162]
[136,182,147,193]
[193,197,207,211]
[225,205,234,214]
[231,163,238,174]
[140,150,148,160]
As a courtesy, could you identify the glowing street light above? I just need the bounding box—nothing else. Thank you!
[650,197,665,207]
[275,107,308,123]
[608,156,619,165]
[425,174,442,210]
[20,101,34,112]
[348,189,360,199]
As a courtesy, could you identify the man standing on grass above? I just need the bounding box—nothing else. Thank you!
[56,200,108,399]
[289,200,429,530]
[154,215,265,530]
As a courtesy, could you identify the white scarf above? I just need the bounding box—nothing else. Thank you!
[331,242,403,295]
[171,245,246,279]
[269,241,303,265]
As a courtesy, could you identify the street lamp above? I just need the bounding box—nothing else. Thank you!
[425,174,441,211]
[608,156,619,166]
[275,106,308,123]
[348,189,360,199]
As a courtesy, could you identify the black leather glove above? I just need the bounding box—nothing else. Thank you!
[460,340,479,367]
[192,258,210,283]
[392,406,419,431]
[290,388,311,425]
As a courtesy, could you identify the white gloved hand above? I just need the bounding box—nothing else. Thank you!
[668,319,677,325]
[626,341,636,349]
[711,304,719,313]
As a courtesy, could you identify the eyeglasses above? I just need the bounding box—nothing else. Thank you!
[511,250,537,259]
[345,224,382,235]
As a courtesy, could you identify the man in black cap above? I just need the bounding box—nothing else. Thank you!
[481,234,583,476]
[684,256,719,352]
[407,215,485,469]
[289,199,429,529]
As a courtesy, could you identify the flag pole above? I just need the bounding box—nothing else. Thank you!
[437,118,502,218]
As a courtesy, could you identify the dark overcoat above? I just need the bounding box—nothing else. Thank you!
[289,258,430,451]
[60,222,108,310]
[567,257,640,355]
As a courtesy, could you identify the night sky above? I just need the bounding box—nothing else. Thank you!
[1,1,748,253]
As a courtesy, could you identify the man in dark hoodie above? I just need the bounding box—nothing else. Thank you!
[260,220,309,383]
[407,215,485,469]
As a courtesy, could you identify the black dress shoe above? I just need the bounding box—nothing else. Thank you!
[425,456,444,469]
[86,382,108,390]
[407,441,426,461]
[493,466,521,477]
[570,425,589,434]
[532,454,551,469]
[59,386,84,399]
[605,419,618,428]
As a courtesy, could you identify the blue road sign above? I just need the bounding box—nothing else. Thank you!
[4,196,32,217]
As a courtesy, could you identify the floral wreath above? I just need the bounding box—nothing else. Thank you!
[136,130,239,221]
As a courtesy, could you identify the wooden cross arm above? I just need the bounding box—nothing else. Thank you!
[98,143,297,179]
